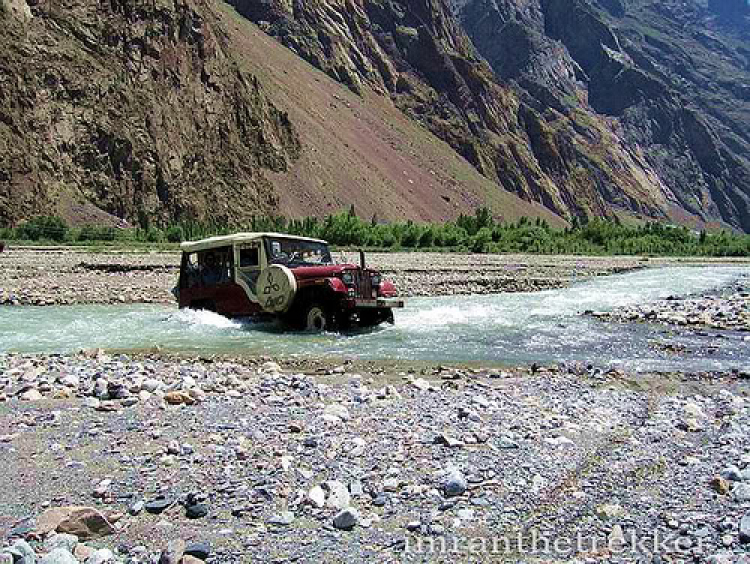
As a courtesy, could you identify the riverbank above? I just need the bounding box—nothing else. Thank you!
[1,248,749,306]
[1,351,749,563]
[589,276,750,332]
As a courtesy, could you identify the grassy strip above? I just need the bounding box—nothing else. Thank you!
[2,210,749,257]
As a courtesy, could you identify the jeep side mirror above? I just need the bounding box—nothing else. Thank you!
[359,249,366,269]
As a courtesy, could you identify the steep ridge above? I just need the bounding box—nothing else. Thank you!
[227,0,679,224]
[0,0,564,226]
[228,0,750,231]
[457,0,750,230]
[214,5,564,223]
[0,0,302,226]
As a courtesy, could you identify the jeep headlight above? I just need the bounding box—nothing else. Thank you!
[371,274,382,286]
[342,272,354,285]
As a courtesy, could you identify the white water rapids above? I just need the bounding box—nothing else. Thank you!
[1,266,748,371]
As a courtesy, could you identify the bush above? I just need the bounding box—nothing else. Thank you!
[17,216,68,241]
[418,226,436,248]
[165,226,184,243]
[78,226,116,242]
[401,223,422,248]
[145,228,164,243]
[470,227,493,253]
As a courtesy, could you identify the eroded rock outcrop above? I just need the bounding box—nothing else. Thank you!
[459,0,750,230]
[0,0,300,226]
[229,0,675,222]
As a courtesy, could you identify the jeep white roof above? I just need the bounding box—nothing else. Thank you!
[180,232,328,253]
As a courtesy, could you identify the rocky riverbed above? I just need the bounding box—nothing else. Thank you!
[590,277,750,332]
[1,351,750,562]
[3,247,744,306]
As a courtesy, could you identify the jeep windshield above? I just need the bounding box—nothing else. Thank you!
[264,237,333,266]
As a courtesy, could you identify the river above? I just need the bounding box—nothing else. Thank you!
[1,266,748,371]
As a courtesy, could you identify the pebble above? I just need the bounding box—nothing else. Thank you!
[720,465,744,481]
[333,508,359,530]
[325,480,351,509]
[186,504,208,519]
[145,497,173,514]
[43,534,79,553]
[267,511,295,527]
[307,486,326,508]
[6,540,36,564]
[86,549,115,564]
[21,389,43,401]
[184,542,210,560]
[129,500,145,515]
[740,512,750,544]
[159,539,186,564]
[442,470,467,497]
[733,483,750,501]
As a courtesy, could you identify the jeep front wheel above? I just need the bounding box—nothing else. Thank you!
[302,302,333,332]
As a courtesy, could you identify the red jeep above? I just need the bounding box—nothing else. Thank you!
[175,232,404,330]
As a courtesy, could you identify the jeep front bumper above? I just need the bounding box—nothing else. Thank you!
[351,297,405,309]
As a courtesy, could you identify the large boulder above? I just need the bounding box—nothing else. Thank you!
[33,506,122,540]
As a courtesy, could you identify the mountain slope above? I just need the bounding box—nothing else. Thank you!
[228,0,674,224]
[456,0,750,230]
[0,0,300,227]
[2,0,749,231]
[228,0,750,231]
[214,4,564,223]
[0,0,563,226]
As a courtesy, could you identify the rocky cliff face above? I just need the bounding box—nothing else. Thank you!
[458,0,750,230]
[231,0,750,230]
[3,0,749,231]
[229,0,674,223]
[0,0,300,226]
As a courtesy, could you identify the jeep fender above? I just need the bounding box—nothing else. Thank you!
[379,280,398,297]
[326,277,348,294]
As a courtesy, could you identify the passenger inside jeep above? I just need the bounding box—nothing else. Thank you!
[199,250,230,286]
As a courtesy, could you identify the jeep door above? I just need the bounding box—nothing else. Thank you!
[234,240,265,313]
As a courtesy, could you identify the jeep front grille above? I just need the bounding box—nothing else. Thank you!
[355,270,373,299]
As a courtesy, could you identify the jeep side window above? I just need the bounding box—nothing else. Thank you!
[265,237,333,266]
[239,247,259,267]
[236,244,261,295]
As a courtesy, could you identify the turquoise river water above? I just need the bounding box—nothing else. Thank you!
[1,266,748,372]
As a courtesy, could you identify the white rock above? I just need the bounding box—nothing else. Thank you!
[141,378,161,392]
[260,361,282,374]
[60,375,80,388]
[93,479,112,497]
[323,404,351,421]
[324,480,351,509]
[280,456,294,471]
[83,397,101,410]
[21,388,43,401]
[87,548,116,564]
[43,533,79,553]
[308,485,326,508]
[683,401,706,420]
[39,548,78,564]
[411,378,431,391]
